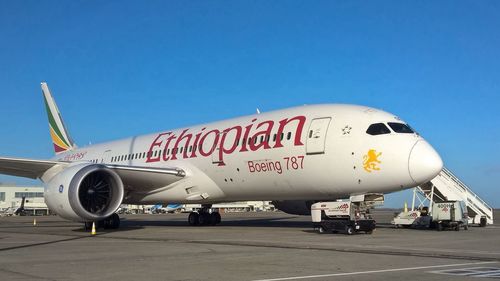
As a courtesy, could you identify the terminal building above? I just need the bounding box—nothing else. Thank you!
[0,185,49,215]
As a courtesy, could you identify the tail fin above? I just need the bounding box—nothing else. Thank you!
[41,82,76,154]
[14,196,26,215]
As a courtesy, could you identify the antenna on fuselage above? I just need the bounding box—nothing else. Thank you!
[256,108,261,114]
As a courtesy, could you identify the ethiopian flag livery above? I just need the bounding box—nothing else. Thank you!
[41,82,76,154]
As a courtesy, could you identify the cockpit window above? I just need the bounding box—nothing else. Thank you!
[388,122,414,134]
[366,123,391,135]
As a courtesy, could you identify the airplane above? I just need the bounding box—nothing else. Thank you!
[0,196,27,216]
[13,196,26,216]
[0,82,443,229]
[150,203,183,214]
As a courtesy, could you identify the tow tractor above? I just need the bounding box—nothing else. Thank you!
[311,194,381,235]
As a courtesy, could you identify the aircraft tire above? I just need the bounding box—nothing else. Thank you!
[212,212,221,225]
[198,213,211,225]
[108,213,120,229]
[188,212,199,226]
[209,213,218,226]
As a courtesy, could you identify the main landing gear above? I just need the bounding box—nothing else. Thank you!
[188,205,221,226]
[84,213,121,230]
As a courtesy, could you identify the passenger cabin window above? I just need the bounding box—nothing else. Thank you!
[388,122,414,134]
[366,123,391,135]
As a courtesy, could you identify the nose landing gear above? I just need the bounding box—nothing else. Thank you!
[188,205,222,226]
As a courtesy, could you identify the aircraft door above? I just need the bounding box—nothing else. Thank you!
[101,150,112,164]
[306,118,331,155]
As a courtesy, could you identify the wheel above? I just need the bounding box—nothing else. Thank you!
[209,213,220,226]
[365,230,373,234]
[455,225,460,231]
[437,223,443,231]
[198,213,210,225]
[464,224,469,230]
[188,212,199,226]
[346,226,354,235]
[213,212,221,224]
[109,213,120,229]
[480,217,487,227]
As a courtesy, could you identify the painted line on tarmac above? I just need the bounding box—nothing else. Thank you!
[0,236,89,252]
[251,261,497,281]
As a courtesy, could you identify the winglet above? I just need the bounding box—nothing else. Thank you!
[41,82,76,154]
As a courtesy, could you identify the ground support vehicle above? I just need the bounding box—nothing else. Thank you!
[391,201,468,231]
[432,201,469,231]
[311,200,376,235]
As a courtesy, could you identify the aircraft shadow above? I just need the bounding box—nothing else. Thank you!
[118,216,311,229]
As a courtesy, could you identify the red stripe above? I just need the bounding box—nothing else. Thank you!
[53,143,67,153]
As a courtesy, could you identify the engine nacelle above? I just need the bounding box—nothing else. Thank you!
[272,200,316,216]
[44,163,124,222]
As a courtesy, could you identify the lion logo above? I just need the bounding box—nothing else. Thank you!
[363,149,382,172]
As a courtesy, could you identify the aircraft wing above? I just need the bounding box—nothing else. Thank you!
[0,157,63,179]
[0,157,186,192]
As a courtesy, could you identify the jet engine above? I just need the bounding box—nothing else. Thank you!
[44,163,124,222]
[271,200,316,216]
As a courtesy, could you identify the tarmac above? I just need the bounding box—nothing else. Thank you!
[0,210,499,281]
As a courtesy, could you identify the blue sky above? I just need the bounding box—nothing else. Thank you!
[0,1,499,207]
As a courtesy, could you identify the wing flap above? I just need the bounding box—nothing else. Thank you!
[0,157,64,179]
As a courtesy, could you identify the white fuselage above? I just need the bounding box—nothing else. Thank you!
[51,104,442,205]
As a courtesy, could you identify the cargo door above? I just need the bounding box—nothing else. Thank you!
[306,118,331,155]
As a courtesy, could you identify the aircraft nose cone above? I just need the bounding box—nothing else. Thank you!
[408,140,443,185]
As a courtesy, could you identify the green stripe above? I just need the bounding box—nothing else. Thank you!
[43,95,70,147]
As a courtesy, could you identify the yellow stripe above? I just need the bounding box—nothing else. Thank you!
[50,127,69,150]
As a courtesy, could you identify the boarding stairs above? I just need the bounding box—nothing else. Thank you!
[411,167,493,225]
